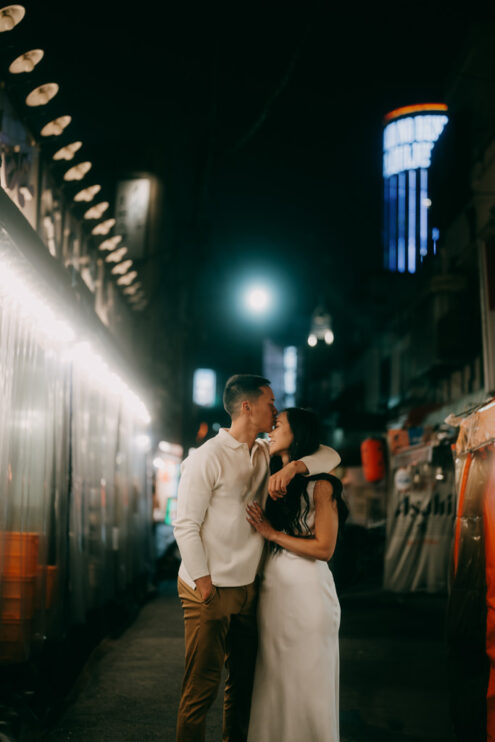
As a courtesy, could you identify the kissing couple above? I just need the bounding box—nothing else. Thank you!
[174,374,346,742]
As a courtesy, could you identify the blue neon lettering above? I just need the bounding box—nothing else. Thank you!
[383,114,448,177]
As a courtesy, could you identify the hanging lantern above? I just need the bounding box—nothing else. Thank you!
[361,438,386,482]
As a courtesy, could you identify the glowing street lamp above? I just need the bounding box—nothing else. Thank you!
[307,305,334,347]
[9,49,44,74]
[40,115,72,137]
[0,5,25,32]
[324,329,334,345]
[244,285,271,315]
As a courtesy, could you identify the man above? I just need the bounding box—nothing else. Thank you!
[174,374,340,742]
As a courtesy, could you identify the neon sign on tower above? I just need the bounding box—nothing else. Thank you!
[383,104,448,273]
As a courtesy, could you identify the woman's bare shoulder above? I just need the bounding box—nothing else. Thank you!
[313,478,334,499]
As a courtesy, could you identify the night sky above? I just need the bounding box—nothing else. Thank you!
[11,1,491,373]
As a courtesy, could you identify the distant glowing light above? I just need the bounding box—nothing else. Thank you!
[388,177,397,271]
[284,346,297,371]
[111,259,133,276]
[420,168,428,257]
[91,218,115,236]
[0,5,26,33]
[384,103,448,124]
[283,346,297,396]
[0,260,75,345]
[70,341,151,424]
[116,270,137,286]
[432,227,440,255]
[99,235,122,251]
[0,257,150,426]
[408,170,416,274]
[193,369,216,407]
[135,434,151,451]
[9,49,44,74]
[84,201,109,220]
[64,161,92,182]
[25,83,59,107]
[53,141,82,161]
[159,441,184,458]
[383,105,448,274]
[309,306,334,346]
[245,286,271,314]
[105,247,128,263]
[74,184,101,202]
[383,114,448,178]
[398,172,406,273]
[127,289,144,301]
[40,115,72,137]
[122,282,141,296]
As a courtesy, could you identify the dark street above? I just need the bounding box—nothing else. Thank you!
[42,582,453,742]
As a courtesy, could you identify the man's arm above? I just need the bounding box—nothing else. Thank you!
[268,445,341,499]
[173,452,218,599]
[300,444,341,475]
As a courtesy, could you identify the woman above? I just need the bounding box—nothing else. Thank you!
[246,408,347,742]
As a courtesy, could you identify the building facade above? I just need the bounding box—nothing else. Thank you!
[383,104,448,274]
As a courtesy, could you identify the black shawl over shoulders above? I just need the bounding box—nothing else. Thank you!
[266,462,349,552]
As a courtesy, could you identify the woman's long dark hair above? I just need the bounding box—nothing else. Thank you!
[266,408,348,553]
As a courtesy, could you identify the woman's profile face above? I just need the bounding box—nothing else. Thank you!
[269,411,294,456]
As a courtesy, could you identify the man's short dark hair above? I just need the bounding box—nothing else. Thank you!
[223,374,271,418]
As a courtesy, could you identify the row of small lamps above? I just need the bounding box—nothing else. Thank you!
[0,4,147,311]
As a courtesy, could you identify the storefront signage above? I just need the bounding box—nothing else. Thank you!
[383,113,448,177]
[115,177,150,259]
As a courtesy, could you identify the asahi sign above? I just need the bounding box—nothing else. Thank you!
[384,454,455,593]
[394,490,455,519]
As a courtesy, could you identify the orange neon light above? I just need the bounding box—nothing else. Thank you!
[384,103,448,124]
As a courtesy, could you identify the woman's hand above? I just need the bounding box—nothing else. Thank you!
[246,502,277,541]
[268,460,300,499]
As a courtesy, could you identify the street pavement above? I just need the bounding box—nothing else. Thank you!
[43,580,455,742]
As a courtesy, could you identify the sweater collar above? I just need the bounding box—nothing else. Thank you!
[218,428,245,449]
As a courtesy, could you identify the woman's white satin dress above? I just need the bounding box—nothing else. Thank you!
[248,481,340,742]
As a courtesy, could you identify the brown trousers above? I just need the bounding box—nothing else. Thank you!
[176,577,258,742]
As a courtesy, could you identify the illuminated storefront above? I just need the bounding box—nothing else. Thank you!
[0,4,155,663]
[383,104,448,273]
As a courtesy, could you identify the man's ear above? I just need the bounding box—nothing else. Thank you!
[240,400,250,414]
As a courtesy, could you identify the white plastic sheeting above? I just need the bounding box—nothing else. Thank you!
[384,442,455,593]
[0,224,152,662]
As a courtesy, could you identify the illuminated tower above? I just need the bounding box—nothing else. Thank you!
[383,104,448,273]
